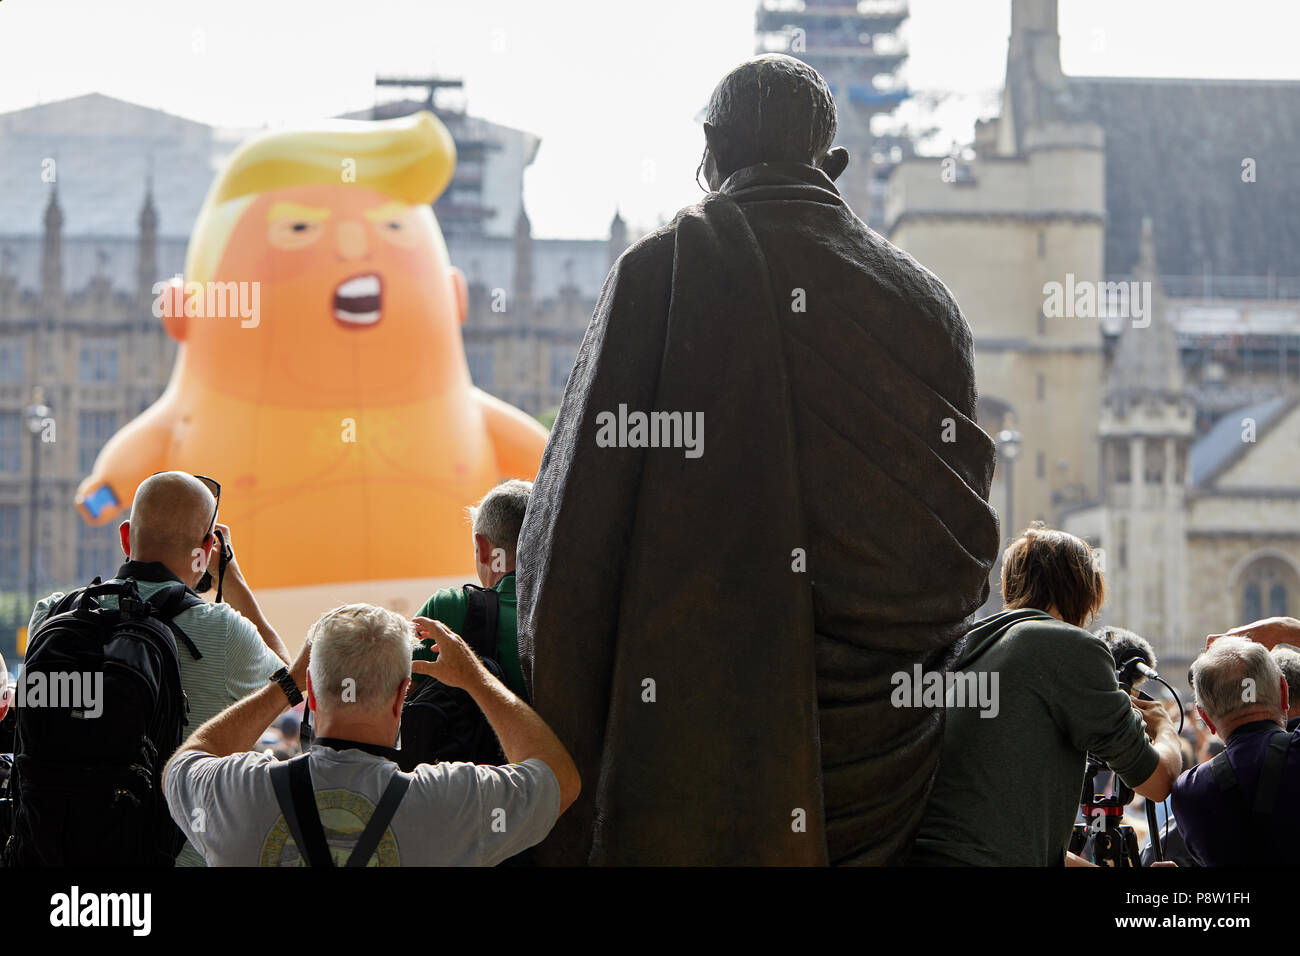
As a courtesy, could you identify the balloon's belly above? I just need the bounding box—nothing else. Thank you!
[254,573,469,653]
[162,415,499,588]
[218,475,493,586]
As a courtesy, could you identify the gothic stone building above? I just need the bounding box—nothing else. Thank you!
[886,0,1300,681]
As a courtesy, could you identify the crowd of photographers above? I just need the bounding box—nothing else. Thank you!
[1,472,576,867]
[0,472,1296,867]
[913,524,1299,868]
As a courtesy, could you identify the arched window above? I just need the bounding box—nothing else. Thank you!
[1238,555,1297,623]
[1243,583,1263,624]
[1270,584,1288,619]
[1112,439,1131,484]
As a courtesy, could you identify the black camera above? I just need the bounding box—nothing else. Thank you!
[196,527,233,601]
[1068,626,1185,866]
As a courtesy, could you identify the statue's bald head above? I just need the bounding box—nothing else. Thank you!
[702,54,840,186]
[127,472,215,566]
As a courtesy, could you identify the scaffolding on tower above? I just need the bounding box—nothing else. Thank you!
[755,0,913,225]
[372,74,501,238]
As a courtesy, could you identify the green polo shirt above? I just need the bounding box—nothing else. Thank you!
[413,572,525,699]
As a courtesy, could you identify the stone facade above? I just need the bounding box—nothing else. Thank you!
[0,189,174,616]
[886,0,1300,683]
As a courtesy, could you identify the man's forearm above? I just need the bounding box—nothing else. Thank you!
[463,666,580,803]
[1135,728,1182,801]
[222,573,290,664]
[1155,727,1182,787]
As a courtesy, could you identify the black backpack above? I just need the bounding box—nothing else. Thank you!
[398,584,507,769]
[4,577,203,867]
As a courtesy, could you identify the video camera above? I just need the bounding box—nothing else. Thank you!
[1068,626,1183,867]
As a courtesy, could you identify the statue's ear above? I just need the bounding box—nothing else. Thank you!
[156,277,188,342]
[820,147,850,182]
[703,122,729,170]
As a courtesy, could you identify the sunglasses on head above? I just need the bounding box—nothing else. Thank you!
[191,475,232,600]
[192,474,220,529]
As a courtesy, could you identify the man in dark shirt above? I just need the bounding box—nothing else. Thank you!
[1205,616,1300,733]
[1270,644,1300,732]
[1171,636,1299,866]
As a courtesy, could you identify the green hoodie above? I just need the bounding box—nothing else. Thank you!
[910,608,1160,866]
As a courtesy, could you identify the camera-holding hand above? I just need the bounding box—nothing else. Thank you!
[1132,695,1173,741]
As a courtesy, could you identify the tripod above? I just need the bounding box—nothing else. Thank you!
[1069,756,1143,867]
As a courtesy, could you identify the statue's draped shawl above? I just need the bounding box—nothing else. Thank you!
[518,162,998,865]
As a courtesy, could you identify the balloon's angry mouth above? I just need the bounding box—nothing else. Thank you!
[333,273,382,327]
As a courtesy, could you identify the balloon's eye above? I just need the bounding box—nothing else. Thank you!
[374,213,418,248]
[268,218,324,250]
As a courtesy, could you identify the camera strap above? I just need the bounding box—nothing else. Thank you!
[145,581,205,661]
[1209,728,1293,864]
[213,528,232,604]
[270,752,411,867]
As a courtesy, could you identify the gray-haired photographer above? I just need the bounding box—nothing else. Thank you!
[1272,642,1300,732]
[1168,617,1300,867]
[401,479,533,770]
[163,604,579,866]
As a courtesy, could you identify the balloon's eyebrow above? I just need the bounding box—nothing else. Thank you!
[363,201,412,222]
[267,201,331,222]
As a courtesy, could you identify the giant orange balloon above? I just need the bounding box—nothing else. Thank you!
[75,113,546,638]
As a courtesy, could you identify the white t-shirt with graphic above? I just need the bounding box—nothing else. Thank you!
[164,743,561,866]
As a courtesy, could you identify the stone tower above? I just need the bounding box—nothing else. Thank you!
[513,204,534,318]
[137,179,158,305]
[608,209,628,267]
[41,185,63,310]
[885,0,1106,544]
[1099,219,1194,655]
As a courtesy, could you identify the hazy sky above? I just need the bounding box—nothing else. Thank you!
[2,0,1298,238]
